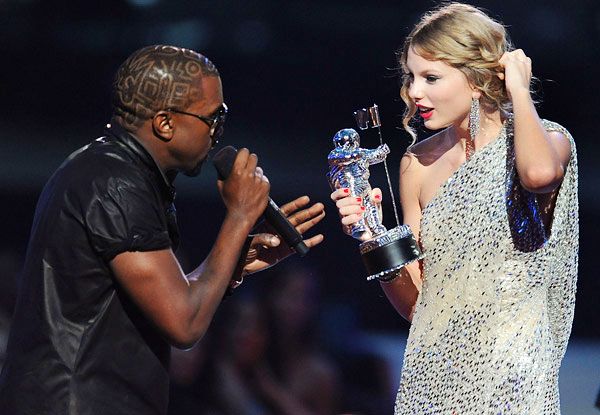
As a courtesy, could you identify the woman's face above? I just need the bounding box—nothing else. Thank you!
[405,47,476,132]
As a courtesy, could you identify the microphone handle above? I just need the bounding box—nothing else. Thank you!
[213,146,309,257]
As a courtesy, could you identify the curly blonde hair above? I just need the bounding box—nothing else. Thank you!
[398,3,513,143]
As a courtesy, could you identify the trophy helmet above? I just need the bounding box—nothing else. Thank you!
[333,128,360,148]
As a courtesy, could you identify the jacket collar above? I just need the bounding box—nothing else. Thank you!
[104,122,177,202]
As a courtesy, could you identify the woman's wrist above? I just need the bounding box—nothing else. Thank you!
[509,87,533,105]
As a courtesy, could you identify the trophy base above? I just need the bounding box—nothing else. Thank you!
[359,225,424,281]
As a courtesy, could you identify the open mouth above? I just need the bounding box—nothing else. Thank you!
[417,106,434,119]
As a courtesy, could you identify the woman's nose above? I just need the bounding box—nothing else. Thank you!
[408,81,424,100]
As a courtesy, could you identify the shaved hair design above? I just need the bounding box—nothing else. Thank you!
[112,45,219,131]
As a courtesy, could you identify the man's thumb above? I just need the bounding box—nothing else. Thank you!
[253,233,280,247]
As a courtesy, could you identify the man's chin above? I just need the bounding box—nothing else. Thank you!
[183,159,206,177]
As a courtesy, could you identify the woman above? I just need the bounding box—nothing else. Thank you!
[331,3,578,414]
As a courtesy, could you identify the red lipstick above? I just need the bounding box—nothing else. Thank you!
[420,110,433,120]
[416,104,433,120]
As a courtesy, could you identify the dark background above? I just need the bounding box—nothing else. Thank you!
[0,0,598,412]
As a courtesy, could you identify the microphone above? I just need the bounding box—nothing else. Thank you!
[212,146,309,257]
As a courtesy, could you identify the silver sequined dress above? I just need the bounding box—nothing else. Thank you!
[395,119,578,414]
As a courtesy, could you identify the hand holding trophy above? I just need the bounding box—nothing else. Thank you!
[327,105,423,282]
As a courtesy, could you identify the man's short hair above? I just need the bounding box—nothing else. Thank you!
[112,45,219,131]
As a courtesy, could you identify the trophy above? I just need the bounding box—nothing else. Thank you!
[327,104,423,282]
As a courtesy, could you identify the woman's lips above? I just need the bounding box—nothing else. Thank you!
[418,107,433,120]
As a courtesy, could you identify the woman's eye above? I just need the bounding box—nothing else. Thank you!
[426,75,439,83]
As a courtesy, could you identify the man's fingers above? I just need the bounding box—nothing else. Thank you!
[279,195,310,216]
[302,233,324,248]
[276,197,326,237]
[294,210,325,234]
[233,148,259,175]
[232,148,250,171]
[246,152,258,174]
[254,167,269,184]
[286,202,324,225]
[251,233,281,248]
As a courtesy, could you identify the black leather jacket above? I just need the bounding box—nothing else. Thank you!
[0,123,179,415]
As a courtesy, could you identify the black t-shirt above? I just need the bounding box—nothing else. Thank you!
[0,123,179,415]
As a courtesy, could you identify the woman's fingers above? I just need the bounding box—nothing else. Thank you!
[339,204,364,217]
[371,188,382,204]
[341,213,364,226]
[336,196,363,209]
[331,188,369,227]
[330,188,351,201]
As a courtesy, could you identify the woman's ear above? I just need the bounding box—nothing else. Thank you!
[152,111,174,142]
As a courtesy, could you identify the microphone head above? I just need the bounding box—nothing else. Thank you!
[212,145,238,180]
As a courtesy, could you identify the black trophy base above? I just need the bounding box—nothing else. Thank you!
[359,225,423,281]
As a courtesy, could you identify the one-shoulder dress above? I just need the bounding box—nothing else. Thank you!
[395,119,579,415]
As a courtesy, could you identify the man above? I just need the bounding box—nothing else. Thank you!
[0,45,325,415]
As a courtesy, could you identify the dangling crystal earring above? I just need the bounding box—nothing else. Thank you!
[465,98,480,160]
[469,97,480,141]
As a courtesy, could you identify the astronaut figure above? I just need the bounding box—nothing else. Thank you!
[327,128,390,240]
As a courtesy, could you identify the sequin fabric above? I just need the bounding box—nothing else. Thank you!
[395,120,579,414]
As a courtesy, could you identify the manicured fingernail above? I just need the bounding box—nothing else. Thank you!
[343,188,349,194]
[356,197,362,202]
[374,194,381,200]
[361,206,365,211]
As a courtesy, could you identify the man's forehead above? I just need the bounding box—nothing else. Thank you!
[201,76,223,100]
[188,77,223,111]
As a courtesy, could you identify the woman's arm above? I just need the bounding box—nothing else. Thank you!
[500,49,571,193]
[379,153,423,322]
[330,153,423,321]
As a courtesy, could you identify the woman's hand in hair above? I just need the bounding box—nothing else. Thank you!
[498,49,533,100]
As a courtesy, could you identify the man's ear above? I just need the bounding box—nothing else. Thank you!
[152,111,174,142]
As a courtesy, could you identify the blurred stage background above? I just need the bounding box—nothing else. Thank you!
[0,0,598,413]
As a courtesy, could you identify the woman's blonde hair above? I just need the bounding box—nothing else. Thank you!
[398,2,513,143]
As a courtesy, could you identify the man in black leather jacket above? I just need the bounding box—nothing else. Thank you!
[0,45,325,415]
